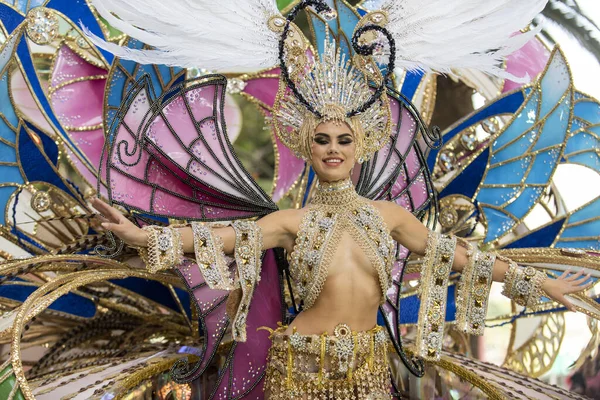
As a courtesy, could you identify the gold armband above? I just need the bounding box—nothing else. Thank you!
[456,246,495,335]
[139,225,184,273]
[231,220,263,342]
[191,222,235,290]
[502,262,547,307]
[416,231,456,361]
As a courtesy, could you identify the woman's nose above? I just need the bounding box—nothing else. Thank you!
[327,142,339,154]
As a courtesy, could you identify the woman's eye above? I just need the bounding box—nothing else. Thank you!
[314,139,328,145]
[339,140,352,145]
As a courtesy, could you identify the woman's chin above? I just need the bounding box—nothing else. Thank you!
[317,172,350,182]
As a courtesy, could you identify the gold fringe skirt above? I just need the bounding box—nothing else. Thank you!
[263,323,391,400]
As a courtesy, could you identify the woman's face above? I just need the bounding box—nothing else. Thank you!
[310,120,356,182]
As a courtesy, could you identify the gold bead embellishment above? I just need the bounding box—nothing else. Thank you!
[502,262,547,308]
[191,222,234,290]
[139,225,184,273]
[416,231,457,361]
[264,324,391,399]
[230,220,263,342]
[26,7,59,45]
[456,246,495,335]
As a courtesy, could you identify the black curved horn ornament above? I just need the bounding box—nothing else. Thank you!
[348,24,396,117]
[278,0,336,118]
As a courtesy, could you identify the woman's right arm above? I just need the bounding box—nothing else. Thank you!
[90,198,299,254]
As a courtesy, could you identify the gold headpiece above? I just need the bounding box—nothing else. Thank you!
[271,17,392,163]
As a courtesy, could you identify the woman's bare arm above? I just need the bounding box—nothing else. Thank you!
[91,198,301,254]
[374,200,592,311]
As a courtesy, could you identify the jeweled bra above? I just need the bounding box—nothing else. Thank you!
[288,178,395,309]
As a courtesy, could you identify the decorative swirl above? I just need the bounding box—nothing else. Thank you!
[277,0,337,119]
[170,356,203,383]
[394,88,443,149]
[347,24,396,117]
[93,229,125,259]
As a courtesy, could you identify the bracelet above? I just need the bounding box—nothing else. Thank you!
[139,225,184,273]
[456,247,495,335]
[502,262,547,307]
[231,220,263,342]
[416,231,456,361]
[191,222,234,290]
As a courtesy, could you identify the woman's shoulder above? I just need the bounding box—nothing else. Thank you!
[368,199,411,230]
[368,199,402,215]
[260,207,309,232]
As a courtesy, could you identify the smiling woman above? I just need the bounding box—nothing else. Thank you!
[79,0,597,399]
[310,121,357,182]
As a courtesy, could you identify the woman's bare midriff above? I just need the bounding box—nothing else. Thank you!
[285,232,382,335]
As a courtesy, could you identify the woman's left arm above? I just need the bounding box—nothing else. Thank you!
[376,201,592,311]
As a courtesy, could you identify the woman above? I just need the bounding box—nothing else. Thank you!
[91,118,591,399]
[85,0,588,397]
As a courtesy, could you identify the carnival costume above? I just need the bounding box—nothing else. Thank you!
[0,0,600,399]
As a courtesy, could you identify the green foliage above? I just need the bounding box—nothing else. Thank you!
[231,96,275,195]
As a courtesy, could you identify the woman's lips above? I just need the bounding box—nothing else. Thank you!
[323,157,343,167]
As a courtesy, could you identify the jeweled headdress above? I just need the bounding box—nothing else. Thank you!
[265,2,402,163]
[272,30,392,163]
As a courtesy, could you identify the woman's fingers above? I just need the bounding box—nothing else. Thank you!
[571,274,592,286]
[101,222,122,232]
[90,198,124,223]
[558,269,571,280]
[565,269,585,282]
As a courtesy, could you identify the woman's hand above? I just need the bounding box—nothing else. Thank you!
[90,198,148,248]
[542,269,594,312]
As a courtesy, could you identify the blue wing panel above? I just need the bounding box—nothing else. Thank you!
[532,99,571,152]
[476,187,520,207]
[482,206,517,243]
[504,187,543,216]
[439,148,489,200]
[564,98,600,173]
[556,196,600,250]
[493,92,540,150]
[484,157,530,186]
[524,150,560,185]
[477,49,572,243]
[507,219,565,248]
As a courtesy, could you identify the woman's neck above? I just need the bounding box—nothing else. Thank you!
[311,177,360,206]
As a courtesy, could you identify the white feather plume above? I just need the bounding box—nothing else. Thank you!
[378,0,548,81]
[83,0,282,72]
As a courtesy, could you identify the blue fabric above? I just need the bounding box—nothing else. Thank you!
[427,91,525,170]
[0,3,24,33]
[439,148,489,200]
[399,284,456,324]
[0,280,96,317]
[110,278,192,319]
[400,71,424,100]
[507,219,565,248]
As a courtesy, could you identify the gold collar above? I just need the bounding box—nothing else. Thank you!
[311,178,361,207]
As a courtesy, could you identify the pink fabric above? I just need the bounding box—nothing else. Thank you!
[176,250,282,394]
[503,36,550,93]
[106,79,273,219]
[49,46,108,190]
[242,67,305,202]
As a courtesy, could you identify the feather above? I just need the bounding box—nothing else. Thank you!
[378,0,548,81]
[84,0,282,72]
